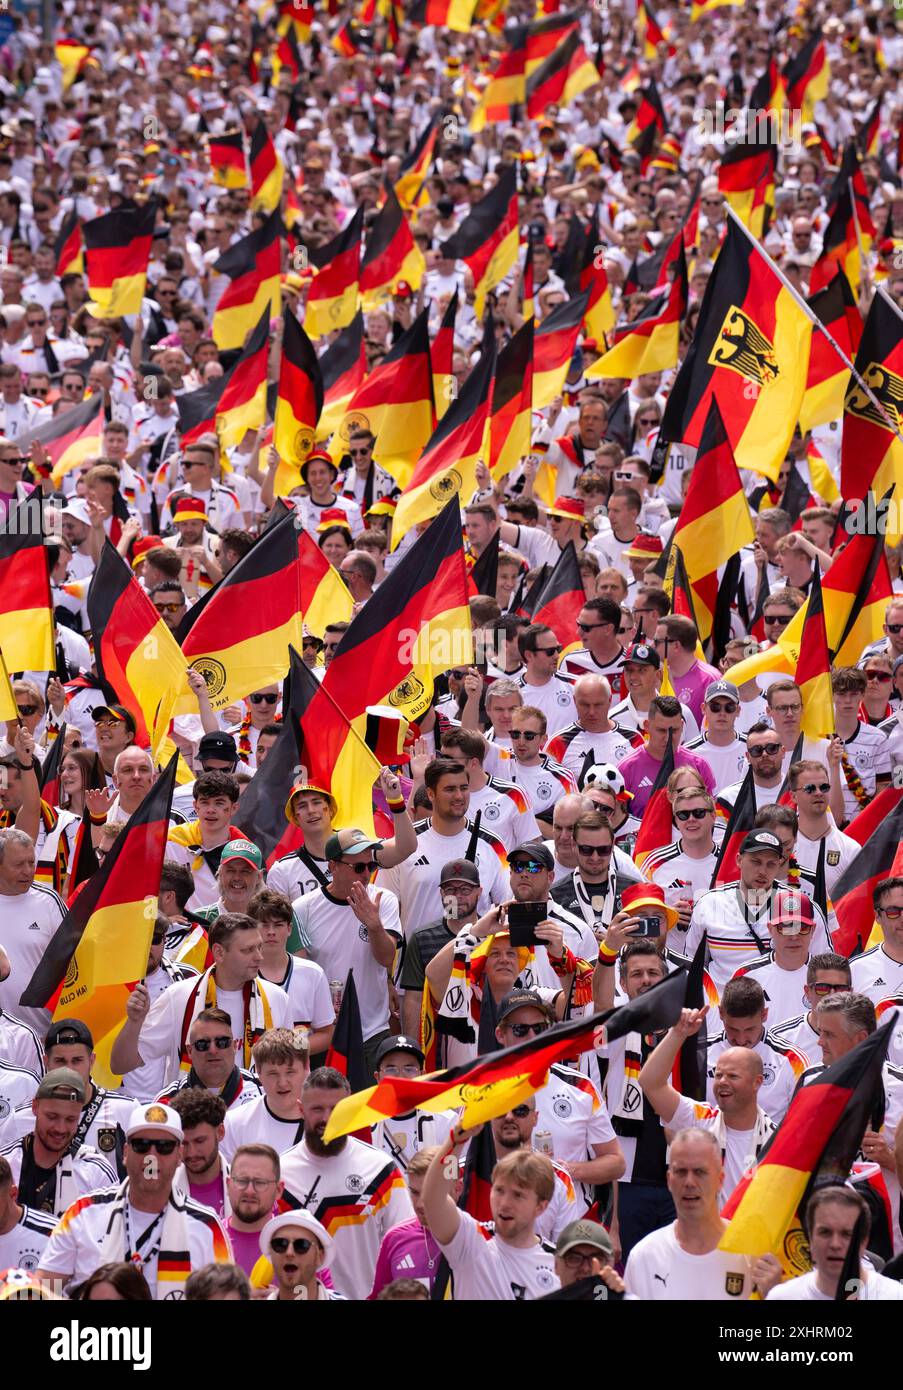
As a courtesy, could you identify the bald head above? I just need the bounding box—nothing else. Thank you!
[711,1046,763,1119]
[573,675,612,731]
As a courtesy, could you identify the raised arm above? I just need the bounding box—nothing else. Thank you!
[638,1007,709,1125]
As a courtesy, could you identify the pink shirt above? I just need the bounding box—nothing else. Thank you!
[620,744,716,815]
[669,658,723,725]
[367,1218,443,1298]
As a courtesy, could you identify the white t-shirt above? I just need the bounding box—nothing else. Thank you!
[374,819,509,938]
[533,1064,617,1212]
[221,1095,305,1159]
[665,1093,773,1201]
[625,1220,754,1299]
[439,1210,560,1300]
[516,673,579,738]
[683,734,748,794]
[0,1204,56,1273]
[259,956,335,1032]
[0,884,67,1035]
[291,885,402,1039]
[767,1268,903,1301]
[509,755,578,823]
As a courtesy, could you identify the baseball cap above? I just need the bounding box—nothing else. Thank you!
[739,829,783,856]
[704,679,739,705]
[508,841,554,871]
[497,989,554,1025]
[126,1102,183,1140]
[198,732,238,763]
[555,1220,613,1260]
[219,839,264,871]
[769,888,816,932]
[45,1019,93,1051]
[439,859,481,887]
[35,1068,87,1103]
[324,828,383,860]
[260,1210,333,1269]
[622,642,660,670]
[374,1034,424,1068]
[91,704,137,733]
[61,498,91,526]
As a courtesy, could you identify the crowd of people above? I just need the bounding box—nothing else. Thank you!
[0,0,901,1308]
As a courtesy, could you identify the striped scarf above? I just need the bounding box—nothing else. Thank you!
[100,1180,213,1300]
[610,1033,649,1137]
[178,966,274,1071]
[0,801,69,892]
[436,929,534,1049]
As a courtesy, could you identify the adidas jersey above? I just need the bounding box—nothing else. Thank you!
[684,882,831,997]
[370,1109,460,1172]
[374,818,509,938]
[731,955,810,1032]
[644,840,721,904]
[156,1067,263,1113]
[543,722,639,782]
[0,1010,43,1077]
[767,1012,820,1071]
[558,647,627,698]
[0,1088,132,1163]
[706,1029,805,1124]
[683,733,748,793]
[836,722,891,821]
[793,825,860,896]
[467,775,539,850]
[515,672,578,738]
[533,1063,617,1213]
[279,1134,414,1301]
[0,1061,39,1128]
[266,847,331,903]
[663,1094,775,1202]
[0,1204,56,1273]
[0,1139,117,1218]
[0,883,66,1036]
[851,946,903,1012]
[439,1209,560,1300]
[510,754,578,822]
[221,1095,305,1159]
[536,1160,580,1244]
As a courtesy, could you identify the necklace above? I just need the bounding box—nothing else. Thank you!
[421,1225,437,1272]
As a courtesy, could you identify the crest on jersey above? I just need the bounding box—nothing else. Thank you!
[345,1173,365,1193]
[708,307,779,386]
[827,850,840,866]
[725,1272,745,1296]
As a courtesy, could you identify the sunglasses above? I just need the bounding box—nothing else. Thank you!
[577,621,610,634]
[0,456,28,467]
[774,921,813,935]
[510,860,543,874]
[449,669,467,679]
[809,981,850,996]
[706,701,737,714]
[866,671,892,683]
[576,843,612,856]
[879,905,903,920]
[154,602,184,615]
[26,319,46,328]
[763,613,792,626]
[508,1022,549,1038]
[636,416,658,425]
[886,624,903,635]
[535,645,561,655]
[613,471,636,481]
[16,704,39,716]
[349,447,371,457]
[800,782,830,795]
[249,693,278,705]
[130,1137,178,1155]
[270,1237,315,1256]
[674,807,711,821]
[192,1035,232,1052]
[342,861,377,874]
[94,718,124,730]
[748,743,781,757]
[507,1105,533,1118]
[511,730,540,740]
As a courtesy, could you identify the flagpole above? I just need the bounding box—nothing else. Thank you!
[723,205,903,450]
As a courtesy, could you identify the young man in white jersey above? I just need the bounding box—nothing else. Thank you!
[704,976,802,1124]
[768,1185,903,1301]
[508,708,578,831]
[683,680,748,791]
[788,759,859,894]
[438,726,540,849]
[515,623,578,738]
[221,1029,309,1160]
[766,952,852,1068]
[731,889,816,1032]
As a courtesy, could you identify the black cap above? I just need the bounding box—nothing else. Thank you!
[623,642,660,670]
[91,704,137,734]
[45,1019,93,1050]
[497,989,553,1025]
[739,829,783,856]
[374,1035,425,1068]
[439,858,481,887]
[198,732,239,763]
[508,841,554,871]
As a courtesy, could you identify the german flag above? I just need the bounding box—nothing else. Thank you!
[799,271,861,435]
[216,309,271,450]
[748,48,784,114]
[395,111,443,210]
[579,209,615,340]
[410,0,477,32]
[208,129,248,189]
[212,209,282,352]
[274,310,324,497]
[713,765,758,884]
[839,293,903,535]
[718,129,778,240]
[55,37,90,89]
[783,28,830,123]
[88,542,190,752]
[530,542,584,648]
[525,10,577,74]
[636,0,674,58]
[39,721,68,809]
[297,528,352,638]
[277,0,313,42]
[249,120,284,214]
[832,789,903,956]
[533,288,590,410]
[316,311,366,439]
[586,242,686,380]
[360,188,425,310]
[657,218,811,484]
[323,967,688,1140]
[633,730,677,873]
[66,808,100,901]
[304,204,363,340]
[177,371,234,446]
[83,202,156,320]
[719,1016,894,1273]
[0,498,54,672]
[469,529,500,599]
[54,209,83,277]
[856,97,882,159]
[391,342,495,548]
[627,80,666,166]
[673,398,754,643]
[432,289,458,421]
[20,755,178,1089]
[272,25,303,83]
[809,142,875,294]
[689,0,742,18]
[624,224,683,297]
[827,529,891,668]
[292,647,382,833]
[469,29,527,132]
[439,164,519,317]
[331,18,368,57]
[331,306,434,486]
[794,568,834,741]
[522,239,535,320]
[326,971,370,1095]
[232,712,303,867]
[322,498,472,724]
[175,512,304,714]
[489,317,533,481]
[17,392,103,487]
[525,26,600,119]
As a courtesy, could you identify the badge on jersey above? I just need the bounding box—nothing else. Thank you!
[96,1127,117,1153]
[725,1272,745,1296]
[827,851,840,866]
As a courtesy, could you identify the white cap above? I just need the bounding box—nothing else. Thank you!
[260,1210,333,1269]
[125,1101,183,1140]
[61,498,92,526]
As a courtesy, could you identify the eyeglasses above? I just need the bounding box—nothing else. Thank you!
[249,693,278,705]
[349,447,371,457]
[577,621,610,634]
[748,743,782,757]
[535,645,561,655]
[866,671,893,683]
[508,1022,549,1038]
[342,861,376,874]
[809,981,850,996]
[231,1175,276,1190]
[770,704,801,716]
[878,905,903,920]
[511,730,540,741]
[763,614,792,627]
[16,704,38,717]
[576,843,612,857]
[800,782,830,795]
[886,624,903,635]
[191,1035,232,1052]
[153,602,184,615]
[674,807,711,822]
[270,1237,314,1256]
[706,701,737,714]
[510,860,543,874]
[129,1137,178,1155]
[562,1250,602,1270]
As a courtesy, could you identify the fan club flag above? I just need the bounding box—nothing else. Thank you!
[54,209,83,277]
[799,271,861,436]
[783,28,830,122]
[719,1016,894,1275]
[395,111,443,209]
[20,755,179,1089]
[249,120,284,213]
[296,527,352,638]
[16,391,103,486]
[469,30,527,131]
[175,512,304,714]
[316,312,367,440]
[489,317,533,480]
[839,293,903,539]
[525,25,599,118]
[0,498,54,672]
[323,967,688,1140]
[533,288,591,410]
[673,397,755,642]
[657,218,811,484]
[329,307,435,486]
[831,789,903,956]
[440,164,519,317]
[530,542,584,649]
[432,289,458,421]
[304,205,364,340]
[322,498,472,726]
[273,310,324,497]
[84,203,157,319]
[717,130,778,240]
[88,541,190,752]
[291,647,382,834]
[208,129,248,188]
[391,340,495,547]
[216,309,272,450]
[212,209,282,351]
[587,243,686,380]
[359,187,425,309]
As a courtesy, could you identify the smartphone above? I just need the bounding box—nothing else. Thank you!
[507,900,547,947]
[629,917,662,938]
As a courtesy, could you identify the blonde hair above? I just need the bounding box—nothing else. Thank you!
[491,1149,554,1203]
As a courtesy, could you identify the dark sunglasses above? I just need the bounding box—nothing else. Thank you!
[130,1137,178,1155]
[763,613,792,626]
[748,743,781,757]
[249,693,278,705]
[0,456,28,467]
[800,782,830,795]
[886,624,903,635]
[154,602,183,615]
[576,843,612,856]
[511,730,540,740]
[449,669,467,679]
[507,1105,533,1118]
[192,1035,232,1052]
[343,861,376,874]
[510,860,543,874]
[577,621,609,634]
[866,671,892,683]
[535,645,561,655]
[349,447,371,457]
[270,1236,314,1255]
[508,1022,549,1038]
[809,981,850,996]
[707,701,737,714]
[16,704,39,716]
[674,807,711,822]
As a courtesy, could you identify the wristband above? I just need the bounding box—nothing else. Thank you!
[88,811,108,826]
[598,940,618,960]
[386,795,406,814]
